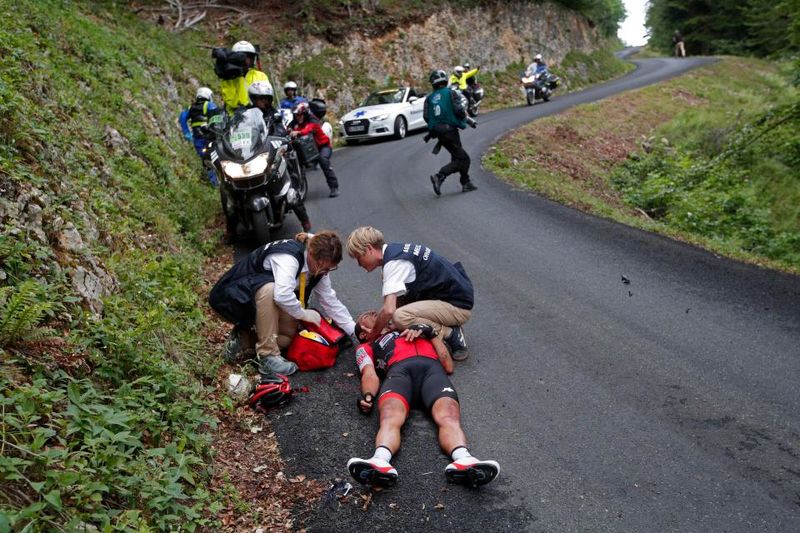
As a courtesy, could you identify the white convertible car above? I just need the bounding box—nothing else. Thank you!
[339,87,427,143]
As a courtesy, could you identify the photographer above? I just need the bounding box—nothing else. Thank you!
[214,41,270,113]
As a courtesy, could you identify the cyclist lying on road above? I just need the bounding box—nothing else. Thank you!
[347,309,499,488]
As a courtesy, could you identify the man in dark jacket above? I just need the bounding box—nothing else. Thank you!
[290,102,340,197]
[178,87,219,186]
[672,30,686,57]
[423,69,477,195]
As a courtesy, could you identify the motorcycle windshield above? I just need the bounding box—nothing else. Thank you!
[220,108,268,161]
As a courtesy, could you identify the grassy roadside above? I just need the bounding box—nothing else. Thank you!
[0,0,311,529]
[484,57,800,273]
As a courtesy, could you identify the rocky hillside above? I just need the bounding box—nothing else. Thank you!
[138,1,621,115]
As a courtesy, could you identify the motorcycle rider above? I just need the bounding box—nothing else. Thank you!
[220,40,270,113]
[449,64,481,112]
[424,69,477,195]
[525,53,548,76]
[290,102,340,198]
[248,81,312,232]
[179,87,219,186]
[280,81,308,110]
[448,64,480,90]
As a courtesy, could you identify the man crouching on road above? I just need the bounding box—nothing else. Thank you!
[347,310,499,488]
[346,226,474,362]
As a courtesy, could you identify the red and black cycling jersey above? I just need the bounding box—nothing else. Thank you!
[355,325,437,376]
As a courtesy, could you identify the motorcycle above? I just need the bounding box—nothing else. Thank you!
[209,108,308,244]
[520,70,560,105]
[463,81,484,117]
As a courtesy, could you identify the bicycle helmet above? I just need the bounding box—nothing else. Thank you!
[284,81,298,91]
[195,87,213,101]
[534,53,543,62]
[249,373,292,409]
[454,65,465,75]
[429,69,448,87]
[231,40,257,54]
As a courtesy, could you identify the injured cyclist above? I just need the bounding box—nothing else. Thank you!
[346,309,499,488]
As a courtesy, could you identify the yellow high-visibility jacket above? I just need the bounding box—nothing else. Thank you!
[220,69,270,113]
[448,67,479,90]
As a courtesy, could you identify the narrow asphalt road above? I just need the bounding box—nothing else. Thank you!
[243,53,800,532]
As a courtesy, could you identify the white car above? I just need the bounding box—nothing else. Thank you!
[339,87,427,144]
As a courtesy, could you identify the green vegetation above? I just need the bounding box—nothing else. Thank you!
[646,0,800,57]
[0,0,235,529]
[486,57,800,271]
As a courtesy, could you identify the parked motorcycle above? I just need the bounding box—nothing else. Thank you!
[209,108,308,244]
[520,70,560,105]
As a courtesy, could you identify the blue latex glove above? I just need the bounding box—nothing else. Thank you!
[183,131,193,141]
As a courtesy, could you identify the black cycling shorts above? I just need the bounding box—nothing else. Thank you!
[377,356,459,412]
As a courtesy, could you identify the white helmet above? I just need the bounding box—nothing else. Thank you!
[195,87,213,101]
[231,40,257,54]
[534,53,543,61]
[454,65,465,74]
[283,81,298,90]
[248,81,274,97]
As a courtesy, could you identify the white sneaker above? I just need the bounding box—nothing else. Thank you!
[445,457,499,487]
[347,457,398,487]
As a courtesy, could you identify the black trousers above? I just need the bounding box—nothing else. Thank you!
[318,144,338,189]
[436,128,470,184]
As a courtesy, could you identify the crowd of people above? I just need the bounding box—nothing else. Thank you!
[186,42,563,491]
[180,40,555,204]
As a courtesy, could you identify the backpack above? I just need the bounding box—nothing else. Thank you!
[286,313,345,371]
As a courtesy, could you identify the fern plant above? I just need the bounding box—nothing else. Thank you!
[0,280,55,347]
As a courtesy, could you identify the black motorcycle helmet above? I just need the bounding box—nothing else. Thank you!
[309,98,327,120]
[429,69,448,88]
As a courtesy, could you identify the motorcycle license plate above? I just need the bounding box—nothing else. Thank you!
[230,131,252,150]
[348,124,365,132]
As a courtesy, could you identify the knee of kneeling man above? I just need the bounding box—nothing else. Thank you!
[391,309,413,328]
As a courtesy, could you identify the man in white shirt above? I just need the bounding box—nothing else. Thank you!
[345,226,473,361]
[209,231,355,375]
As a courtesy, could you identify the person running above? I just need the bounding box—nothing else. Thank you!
[208,231,355,376]
[347,310,499,488]
[424,69,478,195]
[346,226,473,361]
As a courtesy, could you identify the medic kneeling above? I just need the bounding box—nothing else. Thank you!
[209,231,357,378]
